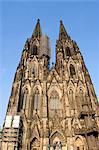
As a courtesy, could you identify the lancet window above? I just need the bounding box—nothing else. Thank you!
[32,64,37,78]
[17,88,29,112]
[34,88,40,110]
[31,45,38,55]
[70,64,76,77]
[17,92,24,112]
[69,89,74,109]
[24,88,29,109]
[49,90,61,110]
[66,47,71,56]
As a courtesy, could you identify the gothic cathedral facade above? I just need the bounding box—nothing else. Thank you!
[1,20,99,150]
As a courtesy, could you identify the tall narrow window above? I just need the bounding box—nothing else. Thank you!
[70,64,76,77]
[34,88,40,110]
[32,64,37,78]
[79,89,84,107]
[69,89,74,109]
[49,90,61,110]
[66,47,71,56]
[17,90,25,112]
[79,89,84,103]
[25,89,29,109]
[32,45,38,55]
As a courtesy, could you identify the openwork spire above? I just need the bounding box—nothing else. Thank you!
[32,19,42,38]
[59,20,68,40]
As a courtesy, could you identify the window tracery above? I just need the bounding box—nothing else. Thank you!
[49,90,61,110]
[50,131,65,150]
[49,90,62,117]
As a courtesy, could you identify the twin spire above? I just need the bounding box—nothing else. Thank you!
[32,19,68,40]
[59,20,68,40]
[32,19,42,38]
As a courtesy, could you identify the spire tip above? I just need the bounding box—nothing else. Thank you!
[60,20,62,24]
[37,18,40,22]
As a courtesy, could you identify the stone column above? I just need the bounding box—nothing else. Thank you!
[42,81,47,118]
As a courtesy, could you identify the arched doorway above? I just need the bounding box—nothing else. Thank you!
[50,131,66,150]
[53,137,62,150]
[74,137,85,150]
[30,137,40,150]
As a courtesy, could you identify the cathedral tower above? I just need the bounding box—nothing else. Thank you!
[1,20,99,150]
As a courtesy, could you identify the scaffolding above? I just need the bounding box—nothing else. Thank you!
[40,35,51,58]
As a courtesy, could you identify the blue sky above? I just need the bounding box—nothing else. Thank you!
[0,1,99,128]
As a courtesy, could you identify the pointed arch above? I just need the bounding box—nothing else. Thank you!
[30,137,40,150]
[67,80,75,91]
[23,84,31,94]
[50,131,66,147]
[31,124,40,141]
[31,113,41,130]
[48,85,62,99]
[33,87,40,110]
[74,137,85,150]
[47,68,61,83]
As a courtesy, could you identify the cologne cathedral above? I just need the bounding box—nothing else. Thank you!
[1,19,99,150]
